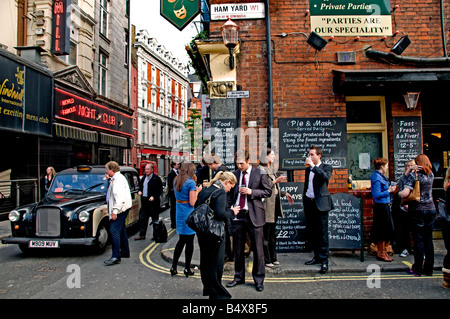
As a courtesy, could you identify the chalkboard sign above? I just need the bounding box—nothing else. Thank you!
[275,182,306,253]
[211,119,236,171]
[393,116,422,181]
[279,118,348,170]
[328,193,363,256]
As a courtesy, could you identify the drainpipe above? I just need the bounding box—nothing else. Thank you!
[265,0,273,148]
[365,49,450,66]
[440,0,448,57]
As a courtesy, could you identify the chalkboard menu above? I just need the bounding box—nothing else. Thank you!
[276,183,306,253]
[211,119,236,171]
[393,116,422,181]
[328,193,363,252]
[279,118,348,170]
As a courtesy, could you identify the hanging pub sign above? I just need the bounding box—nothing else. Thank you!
[55,88,133,138]
[51,0,71,55]
[309,0,392,36]
[160,0,200,31]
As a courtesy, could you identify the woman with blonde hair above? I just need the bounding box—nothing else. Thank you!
[399,154,436,276]
[170,162,202,277]
[43,166,56,197]
[196,171,240,299]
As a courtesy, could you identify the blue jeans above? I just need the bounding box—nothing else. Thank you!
[110,209,130,259]
[410,209,436,275]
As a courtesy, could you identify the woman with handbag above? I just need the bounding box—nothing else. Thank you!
[399,154,436,276]
[195,171,239,299]
[370,157,398,262]
[171,162,202,277]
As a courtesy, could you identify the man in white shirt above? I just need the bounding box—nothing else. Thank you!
[104,161,132,265]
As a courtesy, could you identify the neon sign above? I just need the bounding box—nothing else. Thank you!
[51,0,71,55]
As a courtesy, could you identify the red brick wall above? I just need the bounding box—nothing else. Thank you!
[208,0,449,242]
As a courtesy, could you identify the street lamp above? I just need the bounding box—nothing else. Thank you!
[221,18,239,70]
[403,92,420,110]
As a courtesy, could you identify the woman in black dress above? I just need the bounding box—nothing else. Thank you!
[195,171,239,299]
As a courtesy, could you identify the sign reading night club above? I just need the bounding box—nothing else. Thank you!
[309,0,392,36]
[160,0,201,31]
[51,0,71,55]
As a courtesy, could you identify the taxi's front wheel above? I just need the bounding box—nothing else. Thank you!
[93,222,109,253]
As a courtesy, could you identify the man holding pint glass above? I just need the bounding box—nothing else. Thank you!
[303,145,334,274]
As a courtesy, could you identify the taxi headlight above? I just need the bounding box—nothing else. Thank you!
[9,210,21,222]
[79,211,90,223]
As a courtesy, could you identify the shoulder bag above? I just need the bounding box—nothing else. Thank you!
[185,188,225,242]
[437,198,450,227]
[401,172,420,205]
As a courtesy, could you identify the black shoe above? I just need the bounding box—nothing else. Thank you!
[256,284,264,292]
[319,261,328,274]
[184,269,194,277]
[170,267,178,276]
[305,258,320,265]
[226,280,244,288]
[104,257,121,266]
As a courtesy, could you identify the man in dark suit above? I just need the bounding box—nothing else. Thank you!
[226,150,272,292]
[303,145,334,273]
[167,161,180,229]
[135,163,163,240]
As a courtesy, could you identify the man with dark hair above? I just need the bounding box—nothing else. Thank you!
[167,161,180,229]
[226,150,272,292]
[303,145,334,273]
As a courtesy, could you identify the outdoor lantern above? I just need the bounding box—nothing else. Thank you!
[403,92,420,110]
[221,18,239,69]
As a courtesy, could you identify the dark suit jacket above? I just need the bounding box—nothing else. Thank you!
[229,166,272,227]
[167,169,177,199]
[139,174,163,208]
[303,163,333,212]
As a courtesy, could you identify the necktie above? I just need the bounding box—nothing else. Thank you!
[239,171,247,208]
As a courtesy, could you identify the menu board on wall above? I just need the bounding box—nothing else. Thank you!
[211,118,236,171]
[393,116,422,181]
[279,117,348,170]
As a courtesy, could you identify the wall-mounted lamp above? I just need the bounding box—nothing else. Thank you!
[403,92,420,110]
[221,18,239,70]
[390,35,411,55]
[307,31,328,51]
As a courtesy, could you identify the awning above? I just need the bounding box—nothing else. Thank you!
[54,123,97,143]
[333,68,450,94]
[99,132,128,148]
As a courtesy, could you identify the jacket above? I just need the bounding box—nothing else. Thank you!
[370,170,391,204]
[107,171,132,216]
[303,163,333,212]
[258,165,285,223]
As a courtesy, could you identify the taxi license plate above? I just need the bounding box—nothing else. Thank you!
[29,240,59,248]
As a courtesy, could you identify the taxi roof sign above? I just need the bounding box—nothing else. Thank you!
[160,0,201,31]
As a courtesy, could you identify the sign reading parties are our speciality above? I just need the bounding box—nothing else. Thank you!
[160,0,201,31]
[0,53,53,136]
[55,88,133,137]
[310,0,392,36]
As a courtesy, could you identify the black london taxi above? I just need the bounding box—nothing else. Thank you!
[1,165,141,253]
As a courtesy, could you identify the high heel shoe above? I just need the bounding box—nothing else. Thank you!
[184,268,194,277]
[170,267,178,276]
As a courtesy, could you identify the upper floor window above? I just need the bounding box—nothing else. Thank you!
[99,52,108,96]
[100,0,108,36]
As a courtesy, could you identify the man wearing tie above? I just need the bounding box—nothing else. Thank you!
[226,150,272,292]
[134,163,163,240]
[303,145,334,273]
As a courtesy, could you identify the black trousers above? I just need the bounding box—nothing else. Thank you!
[304,196,329,262]
[230,213,265,286]
[138,198,159,237]
[198,233,231,299]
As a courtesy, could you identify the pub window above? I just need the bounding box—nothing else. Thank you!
[346,96,388,189]
[99,52,108,96]
[100,0,108,36]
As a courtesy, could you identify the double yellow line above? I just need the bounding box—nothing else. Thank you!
[139,231,440,283]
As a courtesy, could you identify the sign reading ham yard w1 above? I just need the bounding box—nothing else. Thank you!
[310,0,392,36]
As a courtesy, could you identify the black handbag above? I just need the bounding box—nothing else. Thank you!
[185,188,225,242]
